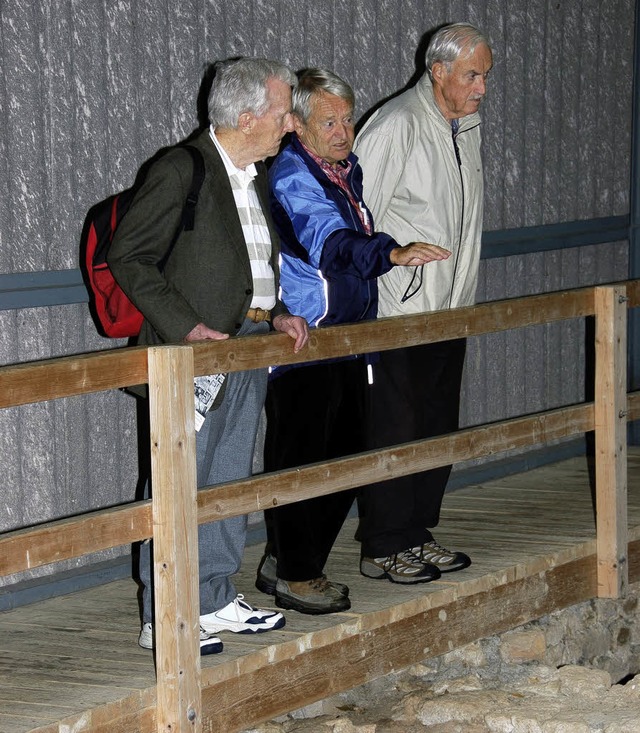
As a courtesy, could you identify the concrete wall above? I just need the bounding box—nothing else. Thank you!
[0,0,634,585]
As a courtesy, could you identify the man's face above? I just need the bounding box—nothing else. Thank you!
[295,91,355,166]
[432,42,493,121]
[251,78,295,159]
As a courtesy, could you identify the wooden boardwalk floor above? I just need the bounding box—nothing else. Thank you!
[2,451,640,733]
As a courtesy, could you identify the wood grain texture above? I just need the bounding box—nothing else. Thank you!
[0,451,639,733]
[594,286,629,597]
[147,346,201,733]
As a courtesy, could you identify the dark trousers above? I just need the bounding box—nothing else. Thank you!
[263,359,366,581]
[357,339,467,557]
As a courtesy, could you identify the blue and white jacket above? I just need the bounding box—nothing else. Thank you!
[269,135,398,330]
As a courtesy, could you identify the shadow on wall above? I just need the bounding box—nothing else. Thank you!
[355,24,435,135]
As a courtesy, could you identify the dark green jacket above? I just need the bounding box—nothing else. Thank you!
[108,128,288,348]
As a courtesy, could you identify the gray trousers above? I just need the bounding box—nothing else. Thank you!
[140,319,269,622]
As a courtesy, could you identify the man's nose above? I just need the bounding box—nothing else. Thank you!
[335,121,348,137]
[283,113,295,133]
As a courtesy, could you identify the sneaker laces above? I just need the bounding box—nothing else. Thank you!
[232,593,255,615]
[381,548,424,571]
[413,539,454,563]
[308,577,332,592]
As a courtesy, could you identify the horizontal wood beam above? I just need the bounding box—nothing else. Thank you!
[0,399,594,576]
[1,394,638,578]
[0,501,152,577]
[202,554,599,732]
[0,284,599,410]
[0,281,637,407]
[0,346,148,408]
[191,286,599,377]
[197,402,594,522]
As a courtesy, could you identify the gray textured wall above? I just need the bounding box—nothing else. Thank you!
[0,0,633,586]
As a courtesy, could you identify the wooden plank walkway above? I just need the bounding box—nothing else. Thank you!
[1,450,640,733]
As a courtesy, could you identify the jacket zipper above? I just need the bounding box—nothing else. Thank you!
[448,128,466,309]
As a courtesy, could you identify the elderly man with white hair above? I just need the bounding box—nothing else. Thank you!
[354,23,493,584]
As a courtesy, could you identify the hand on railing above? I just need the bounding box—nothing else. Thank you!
[272,314,309,353]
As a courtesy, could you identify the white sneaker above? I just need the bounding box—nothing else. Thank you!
[138,621,223,655]
[199,594,285,635]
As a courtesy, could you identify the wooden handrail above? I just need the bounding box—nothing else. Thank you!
[2,280,638,408]
[0,283,638,577]
[2,390,638,578]
[0,281,636,733]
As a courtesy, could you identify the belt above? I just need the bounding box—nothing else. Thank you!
[246,307,271,323]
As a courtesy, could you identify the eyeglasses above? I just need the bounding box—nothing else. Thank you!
[400,264,423,303]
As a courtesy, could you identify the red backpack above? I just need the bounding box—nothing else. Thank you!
[81,144,205,338]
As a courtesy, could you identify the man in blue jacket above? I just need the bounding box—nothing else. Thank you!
[256,68,450,614]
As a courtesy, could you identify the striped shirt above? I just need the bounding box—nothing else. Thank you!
[209,127,276,310]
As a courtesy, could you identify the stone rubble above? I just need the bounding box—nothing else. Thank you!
[243,584,640,732]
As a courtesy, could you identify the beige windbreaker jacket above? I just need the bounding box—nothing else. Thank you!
[353,74,484,317]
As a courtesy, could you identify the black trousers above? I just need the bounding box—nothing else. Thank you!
[263,359,366,581]
[357,339,467,557]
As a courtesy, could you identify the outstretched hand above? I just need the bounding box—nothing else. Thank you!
[390,242,451,267]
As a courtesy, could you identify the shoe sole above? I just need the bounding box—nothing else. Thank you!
[139,635,224,655]
[430,555,472,573]
[360,563,441,585]
[435,560,472,573]
[200,615,286,635]
[200,638,223,655]
[275,594,351,615]
[257,573,350,598]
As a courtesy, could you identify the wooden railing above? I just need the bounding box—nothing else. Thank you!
[0,282,639,732]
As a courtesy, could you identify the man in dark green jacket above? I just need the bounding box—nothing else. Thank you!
[109,57,308,654]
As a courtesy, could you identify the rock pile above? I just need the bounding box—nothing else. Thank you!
[244,584,640,732]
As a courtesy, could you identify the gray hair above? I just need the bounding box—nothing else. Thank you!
[425,23,491,80]
[208,57,296,129]
[292,68,355,123]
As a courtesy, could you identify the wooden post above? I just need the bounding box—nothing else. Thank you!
[148,345,201,733]
[594,285,628,598]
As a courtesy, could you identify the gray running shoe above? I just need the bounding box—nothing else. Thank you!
[360,549,441,584]
[411,539,471,573]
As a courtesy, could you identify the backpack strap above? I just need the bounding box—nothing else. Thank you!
[159,144,205,269]
[180,144,205,231]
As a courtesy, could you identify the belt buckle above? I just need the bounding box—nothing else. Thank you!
[249,307,270,323]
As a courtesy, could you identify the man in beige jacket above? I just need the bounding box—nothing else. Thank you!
[354,23,493,584]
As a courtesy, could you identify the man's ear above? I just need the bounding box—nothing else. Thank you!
[292,114,305,138]
[238,112,254,134]
[431,61,446,84]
